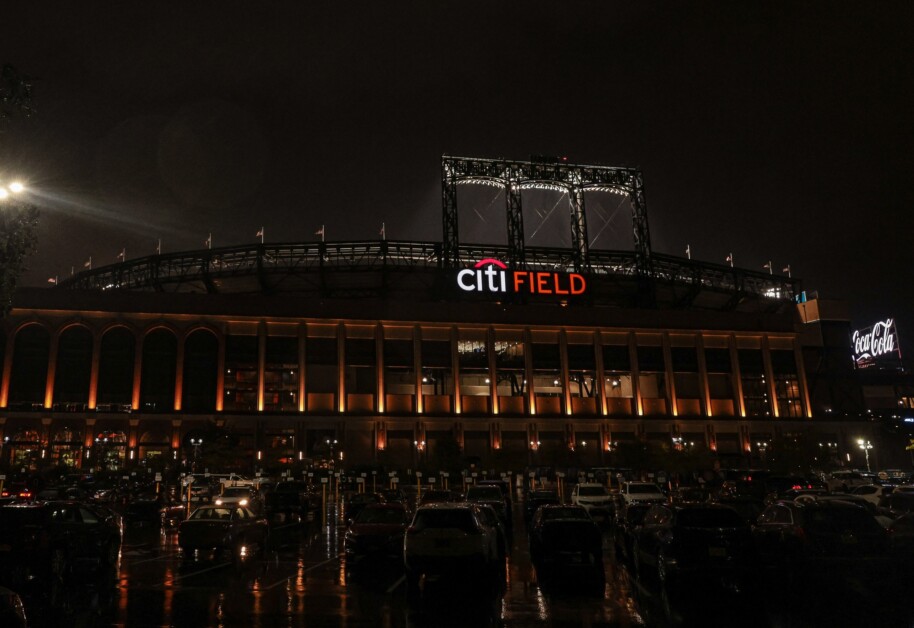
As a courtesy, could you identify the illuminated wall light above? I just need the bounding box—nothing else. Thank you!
[257,450,262,460]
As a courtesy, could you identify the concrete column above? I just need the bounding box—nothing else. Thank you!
[594,332,607,417]
[257,321,267,412]
[376,324,385,413]
[414,325,423,414]
[132,333,143,411]
[662,333,676,417]
[173,332,185,412]
[215,327,225,412]
[793,339,813,419]
[87,331,102,410]
[487,327,498,415]
[524,328,535,415]
[44,329,60,409]
[696,335,711,417]
[560,330,572,416]
[337,324,346,413]
[298,324,306,413]
[629,332,642,416]
[0,327,13,408]
[729,334,745,418]
[450,326,461,415]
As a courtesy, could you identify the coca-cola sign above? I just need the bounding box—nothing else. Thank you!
[852,318,901,367]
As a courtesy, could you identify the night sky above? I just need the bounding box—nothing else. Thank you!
[2,2,913,337]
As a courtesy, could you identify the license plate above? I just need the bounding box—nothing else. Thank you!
[708,547,727,557]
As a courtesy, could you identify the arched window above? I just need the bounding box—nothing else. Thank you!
[53,326,92,406]
[8,325,49,406]
[140,329,177,412]
[97,327,135,407]
[182,330,218,412]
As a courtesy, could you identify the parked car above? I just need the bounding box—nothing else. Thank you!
[474,503,509,560]
[754,500,892,583]
[403,503,502,597]
[633,504,756,621]
[613,502,651,568]
[621,482,665,505]
[123,493,168,525]
[214,486,259,510]
[344,503,411,568]
[524,489,560,526]
[570,483,614,520]
[418,489,457,506]
[529,505,603,582]
[465,485,510,528]
[0,501,122,603]
[178,506,269,556]
[880,491,914,517]
[345,493,381,524]
[850,484,893,507]
[825,471,873,493]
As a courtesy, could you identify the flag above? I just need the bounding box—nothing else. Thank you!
[380,222,386,240]
[117,248,126,262]
[315,225,325,242]
[763,261,772,274]
[47,277,57,285]
[763,262,771,270]
[685,244,691,259]
[84,257,92,269]
[782,264,792,278]
[725,253,733,267]
[205,233,212,249]
[156,239,162,255]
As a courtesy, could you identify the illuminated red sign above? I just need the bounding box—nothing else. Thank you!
[457,259,586,296]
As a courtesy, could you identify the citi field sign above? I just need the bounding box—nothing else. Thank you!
[456,258,586,296]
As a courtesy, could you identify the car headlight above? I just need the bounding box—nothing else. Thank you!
[240,499,248,506]
[215,499,223,505]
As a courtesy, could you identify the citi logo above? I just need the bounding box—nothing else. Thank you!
[457,259,586,296]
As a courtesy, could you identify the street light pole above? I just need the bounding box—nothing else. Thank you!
[857,439,873,473]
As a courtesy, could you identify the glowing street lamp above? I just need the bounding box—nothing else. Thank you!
[0,181,25,200]
[857,439,873,472]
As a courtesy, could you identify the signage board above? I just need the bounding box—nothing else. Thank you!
[457,259,586,298]
[852,318,901,368]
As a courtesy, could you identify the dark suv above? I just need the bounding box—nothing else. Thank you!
[0,501,122,599]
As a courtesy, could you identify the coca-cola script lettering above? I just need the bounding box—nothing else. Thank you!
[852,319,899,365]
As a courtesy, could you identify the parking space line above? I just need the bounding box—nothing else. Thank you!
[258,554,343,591]
[386,575,405,594]
[123,550,180,566]
[165,561,232,585]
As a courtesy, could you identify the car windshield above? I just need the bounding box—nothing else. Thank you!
[578,486,607,496]
[676,508,745,528]
[466,487,502,500]
[541,507,588,521]
[629,484,662,494]
[190,508,233,521]
[222,488,252,497]
[412,509,477,533]
[355,507,406,525]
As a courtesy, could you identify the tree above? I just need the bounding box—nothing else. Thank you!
[0,203,39,315]
[1,64,35,123]
[0,64,39,315]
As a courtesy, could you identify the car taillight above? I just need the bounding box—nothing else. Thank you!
[18,491,31,499]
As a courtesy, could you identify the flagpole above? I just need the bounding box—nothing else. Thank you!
[783,264,792,278]
[685,244,691,260]
[157,238,162,256]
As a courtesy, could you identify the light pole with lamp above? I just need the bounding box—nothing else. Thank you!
[325,438,338,467]
[190,438,203,472]
[857,439,873,472]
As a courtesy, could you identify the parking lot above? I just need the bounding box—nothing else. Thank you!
[3,473,914,628]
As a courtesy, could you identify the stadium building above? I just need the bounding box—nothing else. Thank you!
[0,157,880,472]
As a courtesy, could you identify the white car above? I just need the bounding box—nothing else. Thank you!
[850,484,889,506]
[570,483,614,517]
[214,487,257,508]
[826,471,873,493]
[403,503,501,597]
[621,482,666,505]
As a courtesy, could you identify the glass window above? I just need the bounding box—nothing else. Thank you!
[603,345,633,399]
[306,337,338,394]
[384,339,414,394]
[458,334,489,397]
[738,349,770,417]
[264,336,298,412]
[495,339,525,397]
[345,338,376,395]
[421,340,453,396]
[567,344,596,398]
[224,335,258,412]
[531,343,562,398]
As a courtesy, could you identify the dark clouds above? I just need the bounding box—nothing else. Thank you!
[2,1,913,333]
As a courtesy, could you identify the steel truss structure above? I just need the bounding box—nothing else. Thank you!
[441,155,653,279]
[57,240,799,313]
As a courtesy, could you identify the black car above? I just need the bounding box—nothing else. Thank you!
[0,501,122,601]
[524,489,560,526]
[178,506,269,556]
[528,505,603,582]
[613,502,651,567]
[344,503,411,567]
[754,500,891,572]
[345,493,381,524]
[264,481,313,521]
[466,485,510,529]
[633,504,756,620]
